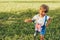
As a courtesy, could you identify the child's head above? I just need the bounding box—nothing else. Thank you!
[39,4,49,16]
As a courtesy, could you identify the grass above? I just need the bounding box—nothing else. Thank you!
[0,8,60,40]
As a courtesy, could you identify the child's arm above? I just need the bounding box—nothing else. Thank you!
[46,18,51,27]
[24,19,33,22]
[24,15,36,23]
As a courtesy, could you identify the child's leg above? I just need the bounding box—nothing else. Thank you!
[40,35,44,40]
[40,29,45,40]
[34,31,38,36]
[34,31,38,40]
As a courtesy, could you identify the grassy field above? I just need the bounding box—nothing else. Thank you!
[0,1,60,12]
[0,0,60,40]
[0,8,60,40]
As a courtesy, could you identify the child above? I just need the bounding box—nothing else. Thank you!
[24,4,51,40]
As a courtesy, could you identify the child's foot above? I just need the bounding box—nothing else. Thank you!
[34,31,38,40]
[34,32,36,37]
[34,32,37,40]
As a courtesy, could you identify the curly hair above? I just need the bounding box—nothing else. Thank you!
[40,4,49,13]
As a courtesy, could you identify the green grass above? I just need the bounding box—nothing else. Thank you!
[0,8,60,40]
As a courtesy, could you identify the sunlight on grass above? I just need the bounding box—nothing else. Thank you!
[0,0,60,1]
[0,3,60,12]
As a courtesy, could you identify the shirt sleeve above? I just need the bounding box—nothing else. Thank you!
[45,16,50,25]
[47,16,50,20]
[32,15,37,22]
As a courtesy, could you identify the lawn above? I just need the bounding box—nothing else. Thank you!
[0,8,60,40]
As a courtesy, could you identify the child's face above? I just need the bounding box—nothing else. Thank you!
[39,7,46,16]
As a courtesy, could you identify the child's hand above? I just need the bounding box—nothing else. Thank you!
[24,19,32,22]
[24,19,29,22]
[46,24,48,27]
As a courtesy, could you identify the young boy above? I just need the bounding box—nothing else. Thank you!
[24,4,51,40]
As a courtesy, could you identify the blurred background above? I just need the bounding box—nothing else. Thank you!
[0,0,60,40]
[0,0,60,12]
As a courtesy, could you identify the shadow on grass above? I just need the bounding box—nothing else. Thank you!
[0,8,60,40]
